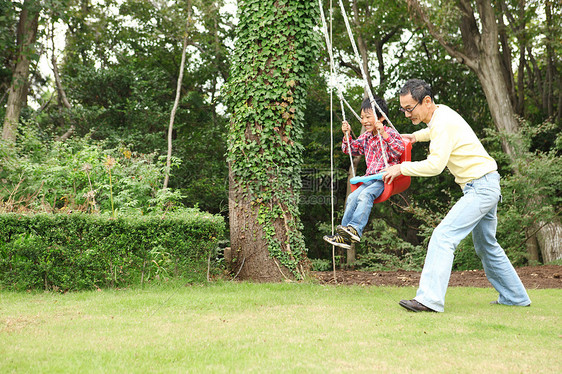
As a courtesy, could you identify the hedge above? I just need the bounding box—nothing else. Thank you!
[0,209,225,291]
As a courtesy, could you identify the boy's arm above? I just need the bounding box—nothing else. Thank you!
[342,134,364,156]
[384,128,405,158]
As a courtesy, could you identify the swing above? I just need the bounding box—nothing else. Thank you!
[349,139,412,204]
[318,0,412,205]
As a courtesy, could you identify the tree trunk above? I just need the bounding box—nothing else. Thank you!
[536,220,562,263]
[543,0,555,118]
[346,243,356,267]
[164,6,192,190]
[473,54,520,161]
[2,0,40,143]
[226,0,316,281]
[229,169,301,281]
[52,52,75,142]
[525,228,541,263]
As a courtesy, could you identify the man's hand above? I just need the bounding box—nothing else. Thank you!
[382,164,402,184]
[401,134,416,144]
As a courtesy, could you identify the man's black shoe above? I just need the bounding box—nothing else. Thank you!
[399,299,437,313]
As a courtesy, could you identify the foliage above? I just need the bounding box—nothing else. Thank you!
[0,208,225,291]
[451,236,483,271]
[32,0,234,214]
[309,258,332,272]
[487,120,562,265]
[0,0,18,100]
[355,219,425,271]
[0,124,183,215]
[224,0,321,278]
[2,0,560,275]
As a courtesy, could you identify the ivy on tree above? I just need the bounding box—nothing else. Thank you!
[225,0,320,279]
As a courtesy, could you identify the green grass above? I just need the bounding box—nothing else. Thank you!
[1,282,560,373]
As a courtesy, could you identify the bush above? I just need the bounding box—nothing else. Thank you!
[486,121,562,265]
[0,208,225,291]
[309,258,332,271]
[355,219,425,271]
[0,127,184,215]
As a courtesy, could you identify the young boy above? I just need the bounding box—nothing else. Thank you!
[323,97,404,249]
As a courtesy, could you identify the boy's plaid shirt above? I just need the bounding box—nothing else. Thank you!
[342,127,405,175]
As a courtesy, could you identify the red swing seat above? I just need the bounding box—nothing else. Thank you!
[350,139,412,204]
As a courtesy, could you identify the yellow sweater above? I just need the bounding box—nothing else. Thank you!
[400,105,497,189]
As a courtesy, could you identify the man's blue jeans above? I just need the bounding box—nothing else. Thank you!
[415,172,531,312]
[341,179,385,237]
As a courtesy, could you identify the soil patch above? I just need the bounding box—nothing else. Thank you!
[312,265,562,289]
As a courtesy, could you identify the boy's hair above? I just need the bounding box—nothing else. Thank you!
[400,79,434,102]
[361,96,389,123]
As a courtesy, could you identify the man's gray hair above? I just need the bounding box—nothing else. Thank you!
[400,79,433,102]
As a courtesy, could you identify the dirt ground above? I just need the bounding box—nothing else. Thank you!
[312,265,562,289]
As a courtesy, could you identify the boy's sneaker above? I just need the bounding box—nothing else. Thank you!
[323,234,351,250]
[336,225,360,242]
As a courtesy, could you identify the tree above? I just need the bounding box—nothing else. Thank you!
[0,1,19,109]
[2,0,40,143]
[405,0,562,262]
[333,0,408,89]
[225,0,319,281]
[164,5,192,190]
[36,0,233,213]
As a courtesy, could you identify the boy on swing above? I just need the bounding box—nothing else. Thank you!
[323,97,405,249]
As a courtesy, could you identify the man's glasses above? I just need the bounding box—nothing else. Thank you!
[399,101,421,113]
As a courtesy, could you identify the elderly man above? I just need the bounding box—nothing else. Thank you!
[383,79,531,313]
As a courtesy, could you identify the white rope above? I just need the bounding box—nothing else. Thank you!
[341,95,362,123]
[329,0,337,283]
[336,0,395,132]
[338,91,356,177]
[319,0,356,178]
[337,0,391,168]
[327,2,335,240]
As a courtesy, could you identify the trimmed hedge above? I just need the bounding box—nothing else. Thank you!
[0,209,225,291]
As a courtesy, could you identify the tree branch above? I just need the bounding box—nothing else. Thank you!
[339,59,362,78]
[406,0,477,70]
[52,55,71,110]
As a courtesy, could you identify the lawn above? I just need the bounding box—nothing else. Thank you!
[1,281,560,373]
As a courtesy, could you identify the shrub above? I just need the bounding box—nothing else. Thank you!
[355,219,425,271]
[485,120,562,265]
[0,127,184,215]
[0,208,225,291]
[309,258,332,272]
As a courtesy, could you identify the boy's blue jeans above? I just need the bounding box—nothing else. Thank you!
[415,172,531,312]
[341,179,385,237]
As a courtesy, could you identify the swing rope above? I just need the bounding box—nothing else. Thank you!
[320,0,397,172]
[336,0,396,132]
[338,91,355,177]
[318,0,355,178]
[336,0,398,169]
[328,0,337,283]
[319,0,409,281]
